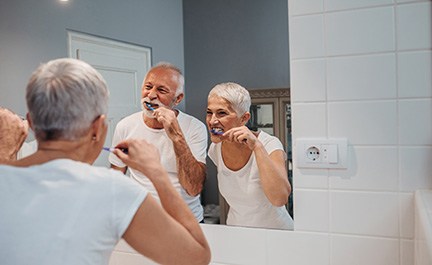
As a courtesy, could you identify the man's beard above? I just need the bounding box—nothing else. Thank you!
[141,97,175,118]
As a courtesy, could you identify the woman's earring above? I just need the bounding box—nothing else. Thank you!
[92,136,96,141]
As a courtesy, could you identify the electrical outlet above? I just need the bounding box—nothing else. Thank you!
[305,145,321,162]
[296,138,348,169]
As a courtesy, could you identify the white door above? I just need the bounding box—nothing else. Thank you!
[68,31,151,166]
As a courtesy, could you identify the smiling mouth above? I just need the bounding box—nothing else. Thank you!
[144,101,158,110]
[210,127,224,135]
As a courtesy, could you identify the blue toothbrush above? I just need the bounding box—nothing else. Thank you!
[103,147,128,154]
[145,102,155,111]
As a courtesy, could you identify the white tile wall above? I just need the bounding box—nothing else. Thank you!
[289,15,325,59]
[295,167,329,189]
[204,225,267,265]
[399,193,415,239]
[267,231,330,265]
[289,0,323,16]
[399,99,432,145]
[398,51,432,98]
[400,147,432,191]
[330,234,400,265]
[396,2,432,50]
[328,101,398,144]
[325,7,395,56]
[294,189,329,232]
[329,146,398,191]
[330,191,399,237]
[415,190,432,265]
[401,239,415,265]
[325,0,393,12]
[291,59,326,102]
[291,103,327,136]
[287,1,429,264]
[397,0,430,3]
[327,54,397,101]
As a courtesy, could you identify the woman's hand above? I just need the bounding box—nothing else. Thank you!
[223,126,259,150]
[113,139,164,179]
[0,108,28,162]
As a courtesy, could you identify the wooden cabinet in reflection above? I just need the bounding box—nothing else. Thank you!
[219,88,293,224]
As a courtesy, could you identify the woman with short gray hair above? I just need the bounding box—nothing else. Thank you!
[0,58,210,265]
[207,82,293,230]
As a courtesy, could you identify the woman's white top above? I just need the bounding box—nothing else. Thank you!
[208,131,294,230]
[0,159,147,265]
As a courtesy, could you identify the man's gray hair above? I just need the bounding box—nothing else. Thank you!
[208,82,251,117]
[26,58,109,141]
[146,62,185,96]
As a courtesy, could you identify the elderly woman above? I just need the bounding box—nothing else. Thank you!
[206,82,293,230]
[0,58,210,265]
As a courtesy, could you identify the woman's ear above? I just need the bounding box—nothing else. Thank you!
[91,115,106,142]
[26,113,33,130]
[241,112,251,125]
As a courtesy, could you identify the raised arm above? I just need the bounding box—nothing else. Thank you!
[0,107,28,163]
[225,126,290,207]
[254,146,290,206]
[114,139,210,265]
[153,108,206,196]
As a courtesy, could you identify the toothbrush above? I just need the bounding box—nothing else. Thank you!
[210,129,224,135]
[102,147,128,154]
[145,102,155,111]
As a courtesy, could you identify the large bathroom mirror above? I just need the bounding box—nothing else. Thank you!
[183,0,292,230]
[0,0,291,231]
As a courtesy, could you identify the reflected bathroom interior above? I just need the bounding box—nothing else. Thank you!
[203,88,293,224]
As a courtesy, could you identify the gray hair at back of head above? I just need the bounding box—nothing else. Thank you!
[26,58,109,141]
[208,82,251,117]
[147,62,185,96]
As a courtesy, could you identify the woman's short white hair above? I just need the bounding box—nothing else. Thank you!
[208,82,251,117]
[26,58,109,141]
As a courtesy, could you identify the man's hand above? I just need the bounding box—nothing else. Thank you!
[0,108,29,162]
[152,107,183,140]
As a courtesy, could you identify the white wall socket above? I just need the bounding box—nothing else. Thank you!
[296,138,348,169]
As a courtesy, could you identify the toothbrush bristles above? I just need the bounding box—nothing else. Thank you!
[145,102,155,111]
[210,129,224,135]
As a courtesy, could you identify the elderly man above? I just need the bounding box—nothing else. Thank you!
[0,107,28,162]
[109,62,207,222]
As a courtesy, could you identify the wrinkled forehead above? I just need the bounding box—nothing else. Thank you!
[145,68,180,89]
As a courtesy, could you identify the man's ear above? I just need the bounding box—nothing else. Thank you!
[91,115,106,142]
[174,93,184,105]
[241,112,251,125]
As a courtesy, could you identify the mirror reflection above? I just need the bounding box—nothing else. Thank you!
[0,0,291,230]
[206,84,293,230]
[183,0,291,230]
[247,89,293,219]
[248,104,275,135]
